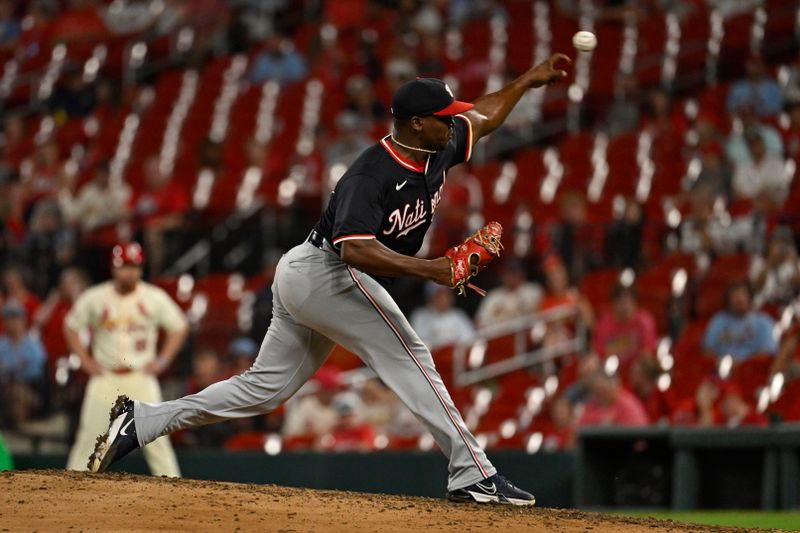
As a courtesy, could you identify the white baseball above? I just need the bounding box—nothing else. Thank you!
[572,31,597,52]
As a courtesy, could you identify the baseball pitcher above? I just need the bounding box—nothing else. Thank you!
[89,54,571,504]
[66,242,187,476]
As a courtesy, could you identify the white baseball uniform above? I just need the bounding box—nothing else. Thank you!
[65,281,186,476]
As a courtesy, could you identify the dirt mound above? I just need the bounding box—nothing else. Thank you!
[0,470,765,532]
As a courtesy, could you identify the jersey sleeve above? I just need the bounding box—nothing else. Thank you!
[64,291,96,332]
[331,173,384,247]
[152,288,187,332]
[449,114,474,167]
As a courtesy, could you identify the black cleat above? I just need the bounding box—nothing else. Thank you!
[447,474,536,506]
[87,395,140,473]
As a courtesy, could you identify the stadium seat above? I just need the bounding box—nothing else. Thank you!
[731,355,774,402]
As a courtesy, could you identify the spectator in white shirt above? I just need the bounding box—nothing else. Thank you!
[475,259,543,328]
[733,130,789,205]
[750,226,800,307]
[61,160,131,232]
[410,283,476,349]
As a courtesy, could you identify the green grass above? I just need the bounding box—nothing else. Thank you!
[616,511,800,531]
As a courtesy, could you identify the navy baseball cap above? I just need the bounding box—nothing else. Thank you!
[391,77,474,119]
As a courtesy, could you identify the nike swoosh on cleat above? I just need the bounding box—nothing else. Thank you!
[476,482,497,494]
[395,180,408,191]
[119,418,134,437]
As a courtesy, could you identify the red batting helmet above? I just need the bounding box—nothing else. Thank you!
[111,242,145,268]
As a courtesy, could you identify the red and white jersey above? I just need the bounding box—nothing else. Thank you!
[65,281,187,370]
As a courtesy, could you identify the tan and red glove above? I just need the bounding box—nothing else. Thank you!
[445,221,504,296]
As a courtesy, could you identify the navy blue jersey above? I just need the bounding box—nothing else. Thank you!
[314,114,474,274]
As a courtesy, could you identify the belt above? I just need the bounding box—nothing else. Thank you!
[110,367,134,375]
[306,229,326,250]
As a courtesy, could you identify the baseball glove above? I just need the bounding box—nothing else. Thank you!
[445,221,504,297]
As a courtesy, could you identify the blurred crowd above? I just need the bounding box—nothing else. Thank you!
[0,0,799,455]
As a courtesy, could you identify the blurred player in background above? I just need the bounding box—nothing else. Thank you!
[65,242,187,476]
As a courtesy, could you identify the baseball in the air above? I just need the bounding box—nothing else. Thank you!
[572,31,597,52]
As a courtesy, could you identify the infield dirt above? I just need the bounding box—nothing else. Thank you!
[0,470,778,532]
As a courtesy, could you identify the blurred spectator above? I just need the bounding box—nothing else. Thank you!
[732,129,789,205]
[782,100,800,159]
[1,265,40,320]
[179,346,235,448]
[51,0,108,46]
[680,182,763,256]
[227,336,258,376]
[550,191,603,283]
[49,65,97,119]
[642,88,686,140]
[344,75,385,126]
[359,378,425,439]
[1,113,30,170]
[102,0,156,34]
[31,266,88,374]
[130,157,188,276]
[248,33,307,86]
[539,255,594,347]
[410,283,475,350]
[578,371,649,427]
[353,28,382,82]
[316,392,376,452]
[408,0,444,37]
[384,52,417,96]
[61,159,131,233]
[282,366,341,439]
[0,300,46,427]
[435,164,483,245]
[592,284,657,365]
[703,280,777,361]
[249,257,279,342]
[695,379,768,427]
[726,105,783,164]
[726,55,783,118]
[717,383,768,427]
[18,0,56,63]
[21,139,62,206]
[628,357,672,424]
[540,395,577,451]
[418,33,447,78]
[691,141,732,198]
[475,259,543,328]
[24,198,76,293]
[324,112,373,189]
[449,0,507,27]
[564,353,602,406]
[605,73,641,138]
[749,226,800,308]
[0,0,21,50]
[186,346,223,395]
[604,198,644,270]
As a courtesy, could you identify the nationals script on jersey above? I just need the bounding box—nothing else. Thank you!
[314,114,473,287]
[65,281,187,370]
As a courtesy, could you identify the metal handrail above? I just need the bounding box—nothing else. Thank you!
[453,303,587,387]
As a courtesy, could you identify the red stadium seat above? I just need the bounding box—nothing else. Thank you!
[731,355,774,402]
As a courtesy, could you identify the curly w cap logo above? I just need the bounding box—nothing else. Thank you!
[444,84,454,98]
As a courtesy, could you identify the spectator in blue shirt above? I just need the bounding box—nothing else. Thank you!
[0,0,21,49]
[0,300,46,427]
[702,281,777,361]
[248,33,307,86]
[726,56,784,118]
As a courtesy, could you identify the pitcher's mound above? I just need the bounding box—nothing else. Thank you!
[0,470,752,532]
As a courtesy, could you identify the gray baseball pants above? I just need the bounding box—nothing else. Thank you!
[134,241,496,490]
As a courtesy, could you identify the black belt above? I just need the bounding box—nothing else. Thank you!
[306,230,326,250]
